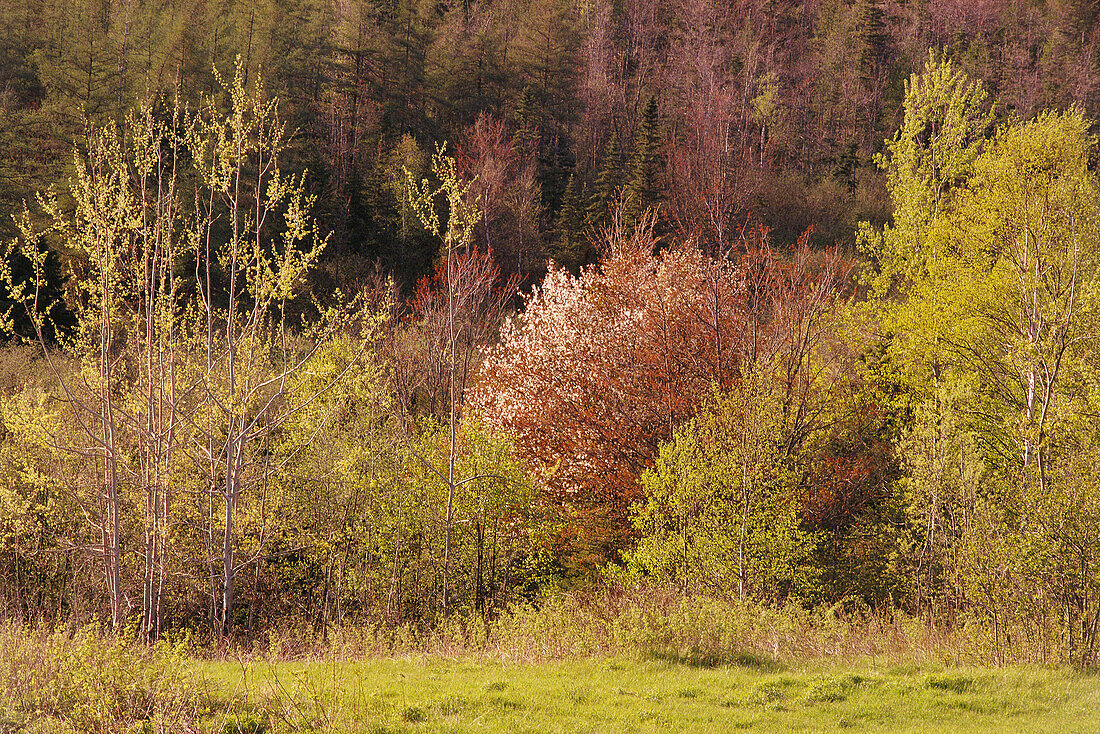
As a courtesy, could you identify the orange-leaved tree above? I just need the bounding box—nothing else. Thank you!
[470,217,854,575]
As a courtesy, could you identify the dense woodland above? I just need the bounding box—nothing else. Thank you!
[3,0,1100,665]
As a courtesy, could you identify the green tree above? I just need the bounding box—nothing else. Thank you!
[586,133,624,234]
[549,172,590,270]
[868,53,1100,659]
[185,61,376,644]
[404,418,536,619]
[865,51,993,294]
[404,144,487,616]
[267,334,401,631]
[1,102,189,633]
[2,62,375,641]
[630,372,817,601]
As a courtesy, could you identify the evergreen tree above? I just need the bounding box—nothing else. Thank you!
[857,0,890,143]
[550,172,590,270]
[512,85,542,155]
[33,0,116,136]
[624,95,663,228]
[426,2,508,132]
[586,132,624,233]
[539,133,573,222]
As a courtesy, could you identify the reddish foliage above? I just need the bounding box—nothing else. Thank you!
[470,220,854,573]
[387,247,519,419]
[802,403,899,531]
[454,114,542,283]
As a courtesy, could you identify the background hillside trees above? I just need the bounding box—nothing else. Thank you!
[5,0,1100,291]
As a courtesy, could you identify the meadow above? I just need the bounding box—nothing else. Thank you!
[4,595,1100,734]
[203,656,1100,734]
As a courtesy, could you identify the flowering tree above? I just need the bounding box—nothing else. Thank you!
[471,217,852,571]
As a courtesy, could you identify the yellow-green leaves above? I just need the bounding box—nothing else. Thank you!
[883,51,992,223]
[403,143,481,260]
[630,372,817,601]
[876,69,1100,467]
[872,59,1100,655]
[867,52,994,296]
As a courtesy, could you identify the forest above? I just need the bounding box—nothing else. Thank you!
[2,0,1100,671]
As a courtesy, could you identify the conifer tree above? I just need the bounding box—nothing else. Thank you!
[857,0,890,142]
[586,132,624,233]
[513,87,542,155]
[624,95,663,228]
[550,172,590,270]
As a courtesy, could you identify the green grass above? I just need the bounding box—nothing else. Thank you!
[197,656,1100,733]
[3,607,1100,732]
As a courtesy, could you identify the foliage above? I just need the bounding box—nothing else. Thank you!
[867,54,1100,662]
[630,373,818,601]
[0,622,202,733]
[0,63,377,642]
[473,218,853,576]
[471,219,746,573]
[6,0,1100,661]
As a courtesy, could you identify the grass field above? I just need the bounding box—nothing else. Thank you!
[4,602,1100,733]
[202,655,1100,734]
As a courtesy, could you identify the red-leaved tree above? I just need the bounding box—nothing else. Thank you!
[470,218,853,573]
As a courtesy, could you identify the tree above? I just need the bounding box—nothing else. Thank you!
[264,334,400,632]
[184,61,376,644]
[404,418,537,618]
[404,145,520,615]
[630,370,818,601]
[3,62,376,642]
[425,3,509,132]
[868,54,1100,657]
[872,72,1100,495]
[585,132,624,233]
[472,218,850,571]
[858,55,993,617]
[867,51,993,292]
[550,172,591,270]
[624,94,664,228]
[1,100,189,634]
[457,113,543,280]
[660,0,749,249]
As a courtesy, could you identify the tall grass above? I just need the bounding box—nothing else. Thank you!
[0,587,1068,733]
[0,622,208,733]
[275,585,965,666]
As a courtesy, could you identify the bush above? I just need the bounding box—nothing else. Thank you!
[0,622,206,733]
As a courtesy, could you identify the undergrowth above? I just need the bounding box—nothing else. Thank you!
[271,586,961,666]
[0,587,1075,732]
[0,622,208,733]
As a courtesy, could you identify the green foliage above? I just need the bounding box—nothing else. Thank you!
[586,133,624,234]
[7,0,1100,657]
[403,419,541,617]
[404,143,481,262]
[624,95,664,227]
[865,51,994,293]
[870,54,1100,661]
[0,61,381,639]
[267,365,541,625]
[629,374,818,601]
[549,172,590,270]
[0,622,200,733]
